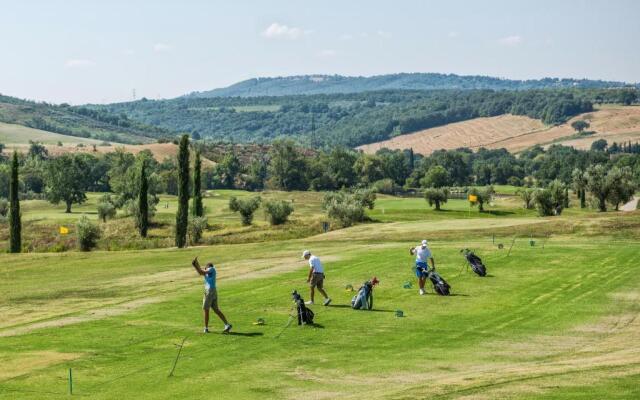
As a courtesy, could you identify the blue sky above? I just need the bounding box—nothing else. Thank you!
[1,0,639,104]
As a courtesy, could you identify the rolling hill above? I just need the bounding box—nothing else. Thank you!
[0,94,167,145]
[187,73,639,98]
[358,105,640,155]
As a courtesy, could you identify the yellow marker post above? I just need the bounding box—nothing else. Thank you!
[468,194,477,218]
[59,226,69,235]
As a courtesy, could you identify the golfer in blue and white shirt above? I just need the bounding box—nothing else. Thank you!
[410,240,436,295]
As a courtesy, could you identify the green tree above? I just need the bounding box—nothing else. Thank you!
[571,120,590,133]
[424,188,449,211]
[585,164,609,212]
[469,186,495,212]
[420,165,451,188]
[353,154,384,186]
[591,139,608,152]
[245,156,268,191]
[137,162,149,237]
[267,139,307,191]
[192,151,204,217]
[547,179,567,215]
[44,154,89,213]
[9,152,21,253]
[175,134,190,248]
[533,189,554,216]
[219,152,241,188]
[571,168,587,208]
[76,215,101,251]
[606,167,635,211]
[97,194,117,223]
[516,188,535,209]
[229,196,261,226]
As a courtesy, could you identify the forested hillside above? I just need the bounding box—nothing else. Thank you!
[92,88,638,147]
[0,94,167,144]
[188,73,640,98]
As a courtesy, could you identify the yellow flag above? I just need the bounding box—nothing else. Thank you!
[468,194,478,202]
[59,226,69,234]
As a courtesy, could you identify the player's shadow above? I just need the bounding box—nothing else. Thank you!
[222,332,264,337]
[327,304,395,312]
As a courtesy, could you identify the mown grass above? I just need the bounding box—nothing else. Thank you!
[1,210,639,399]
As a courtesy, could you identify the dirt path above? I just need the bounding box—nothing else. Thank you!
[622,196,638,212]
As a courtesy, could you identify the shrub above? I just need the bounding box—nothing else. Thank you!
[372,178,399,195]
[516,188,535,209]
[229,196,261,226]
[353,188,376,210]
[188,216,208,245]
[76,215,101,251]
[264,200,294,225]
[0,198,7,217]
[468,186,495,212]
[322,191,367,227]
[424,188,449,211]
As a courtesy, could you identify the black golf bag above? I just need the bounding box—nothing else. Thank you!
[462,249,487,277]
[291,290,314,325]
[351,277,379,310]
[427,270,451,296]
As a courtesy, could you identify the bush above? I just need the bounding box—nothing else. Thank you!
[353,188,376,210]
[507,176,522,187]
[123,195,158,220]
[372,178,399,195]
[0,198,7,217]
[76,215,101,251]
[188,216,208,244]
[264,200,294,225]
[229,196,261,226]
[322,191,367,227]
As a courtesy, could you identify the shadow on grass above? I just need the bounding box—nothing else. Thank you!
[482,210,515,216]
[217,332,264,337]
[328,304,395,313]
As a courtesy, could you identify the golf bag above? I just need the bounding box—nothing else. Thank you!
[427,270,451,296]
[291,290,314,325]
[351,277,379,310]
[462,249,487,277]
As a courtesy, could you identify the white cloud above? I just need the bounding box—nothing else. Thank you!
[448,31,459,38]
[153,43,172,52]
[262,22,309,40]
[340,33,354,41]
[377,30,392,38]
[317,49,337,58]
[65,59,95,68]
[498,35,523,47]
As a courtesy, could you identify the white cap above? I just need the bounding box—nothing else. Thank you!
[302,250,311,258]
[421,240,428,246]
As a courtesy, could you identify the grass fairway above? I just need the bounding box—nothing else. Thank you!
[1,212,640,399]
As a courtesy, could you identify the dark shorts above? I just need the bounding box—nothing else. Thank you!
[310,273,325,289]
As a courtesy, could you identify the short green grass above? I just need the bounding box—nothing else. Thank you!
[1,207,639,399]
[0,122,100,145]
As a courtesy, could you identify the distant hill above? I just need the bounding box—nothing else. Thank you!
[94,88,640,148]
[0,94,168,145]
[187,73,640,98]
[358,105,640,155]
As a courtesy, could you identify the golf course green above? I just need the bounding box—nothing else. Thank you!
[1,193,639,399]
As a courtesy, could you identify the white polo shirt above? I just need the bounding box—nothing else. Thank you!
[415,246,432,263]
[308,255,324,273]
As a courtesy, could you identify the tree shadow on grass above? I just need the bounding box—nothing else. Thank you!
[482,210,515,216]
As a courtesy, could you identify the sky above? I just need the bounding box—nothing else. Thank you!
[1,0,639,104]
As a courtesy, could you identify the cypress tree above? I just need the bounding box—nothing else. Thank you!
[9,152,21,253]
[175,134,190,248]
[563,188,570,208]
[192,151,203,217]
[138,162,148,238]
[408,148,415,172]
[580,189,586,208]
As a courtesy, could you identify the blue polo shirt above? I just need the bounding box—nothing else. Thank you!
[204,266,216,290]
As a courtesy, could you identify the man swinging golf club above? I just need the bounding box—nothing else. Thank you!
[302,250,332,306]
[192,257,232,333]
[410,240,436,295]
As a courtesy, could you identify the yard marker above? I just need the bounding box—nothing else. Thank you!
[507,236,517,257]
[69,368,73,395]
